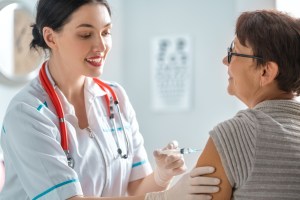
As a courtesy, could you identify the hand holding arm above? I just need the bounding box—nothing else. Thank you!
[145,166,220,200]
[195,137,232,200]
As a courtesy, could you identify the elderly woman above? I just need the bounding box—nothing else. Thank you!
[195,10,300,199]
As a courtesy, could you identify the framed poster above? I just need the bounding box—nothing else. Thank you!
[151,35,193,112]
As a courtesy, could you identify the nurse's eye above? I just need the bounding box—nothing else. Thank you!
[79,33,92,39]
[102,30,111,37]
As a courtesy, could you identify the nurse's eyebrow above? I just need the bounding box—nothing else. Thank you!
[76,23,112,29]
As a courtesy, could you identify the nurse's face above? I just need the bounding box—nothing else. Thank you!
[51,3,112,77]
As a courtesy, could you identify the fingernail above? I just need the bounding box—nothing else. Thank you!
[208,167,215,173]
[206,195,212,200]
[214,178,220,184]
[213,187,219,192]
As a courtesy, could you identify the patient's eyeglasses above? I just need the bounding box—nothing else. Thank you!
[227,41,263,63]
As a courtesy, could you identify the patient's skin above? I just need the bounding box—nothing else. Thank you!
[196,138,232,200]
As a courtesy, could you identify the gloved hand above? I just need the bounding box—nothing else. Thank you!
[145,167,220,200]
[153,140,187,187]
[165,167,220,200]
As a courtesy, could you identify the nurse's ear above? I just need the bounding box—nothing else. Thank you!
[260,61,279,87]
[42,27,57,50]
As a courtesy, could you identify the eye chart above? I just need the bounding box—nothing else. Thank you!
[151,35,193,112]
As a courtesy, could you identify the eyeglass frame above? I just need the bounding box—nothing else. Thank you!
[227,41,264,64]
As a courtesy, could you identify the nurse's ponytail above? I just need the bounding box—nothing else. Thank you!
[30,24,47,50]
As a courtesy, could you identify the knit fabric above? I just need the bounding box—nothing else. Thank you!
[210,100,300,200]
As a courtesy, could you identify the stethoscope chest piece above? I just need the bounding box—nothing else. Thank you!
[65,150,75,168]
[68,156,75,168]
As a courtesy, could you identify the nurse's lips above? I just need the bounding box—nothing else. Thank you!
[85,56,103,67]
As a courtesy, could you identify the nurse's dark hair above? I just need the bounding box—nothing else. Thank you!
[30,0,111,50]
[235,9,300,95]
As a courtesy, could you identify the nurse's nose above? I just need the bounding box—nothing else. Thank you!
[94,35,107,52]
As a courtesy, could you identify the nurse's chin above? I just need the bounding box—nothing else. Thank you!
[85,70,103,78]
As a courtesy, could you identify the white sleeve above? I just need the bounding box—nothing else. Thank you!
[128,106,153,181]
[1,102,83,199]
[0,133,3,161]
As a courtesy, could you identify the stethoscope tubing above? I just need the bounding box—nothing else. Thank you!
[39,63,68,151]
[39,62,130,168]
[93,78,129,158]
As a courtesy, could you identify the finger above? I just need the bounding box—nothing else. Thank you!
[153,149,167,158]
[188,194,212,200]
[190,167,215,177]
[165,154,183,163]
[189,185,219,194]
[166,159,187,171]
[165,140,179,150]
[187,194,212,200]
[190,176,220,186]
[153,149,161,157]
[165,157,185,169]
[172,165,187,175]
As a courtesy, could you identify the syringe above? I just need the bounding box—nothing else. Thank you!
[159,147,202,155]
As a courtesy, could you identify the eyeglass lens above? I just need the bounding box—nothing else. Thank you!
[227,41,234,63]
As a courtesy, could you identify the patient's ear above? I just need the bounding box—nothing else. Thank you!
[260,61,278,86]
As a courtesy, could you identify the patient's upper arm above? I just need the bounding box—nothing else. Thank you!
[196,137,232,200]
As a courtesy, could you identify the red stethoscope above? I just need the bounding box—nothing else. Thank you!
[39,62,129,168]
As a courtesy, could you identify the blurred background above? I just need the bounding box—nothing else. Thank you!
[0,0,299,173]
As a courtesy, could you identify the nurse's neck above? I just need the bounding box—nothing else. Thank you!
[48,58,89,129]
[47,59,85,102]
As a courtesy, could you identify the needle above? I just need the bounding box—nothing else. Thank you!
[159,148,202,155]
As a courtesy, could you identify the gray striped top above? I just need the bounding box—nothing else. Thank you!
[210,100,300,200]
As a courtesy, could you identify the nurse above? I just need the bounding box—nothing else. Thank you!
[0,0,219,199]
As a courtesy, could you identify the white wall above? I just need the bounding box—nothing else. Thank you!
[0,0,275,171]
[121,0,275,169]
[276,0,300,18]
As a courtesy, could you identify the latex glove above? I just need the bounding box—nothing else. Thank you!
[153,140,187,187]
[165,167,220,200]
[145,167,220,200]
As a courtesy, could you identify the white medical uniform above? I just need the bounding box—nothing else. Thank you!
[0,136,3,162]
[0,64,152,200]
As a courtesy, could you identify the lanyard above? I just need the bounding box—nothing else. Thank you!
[39,62,129,168]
